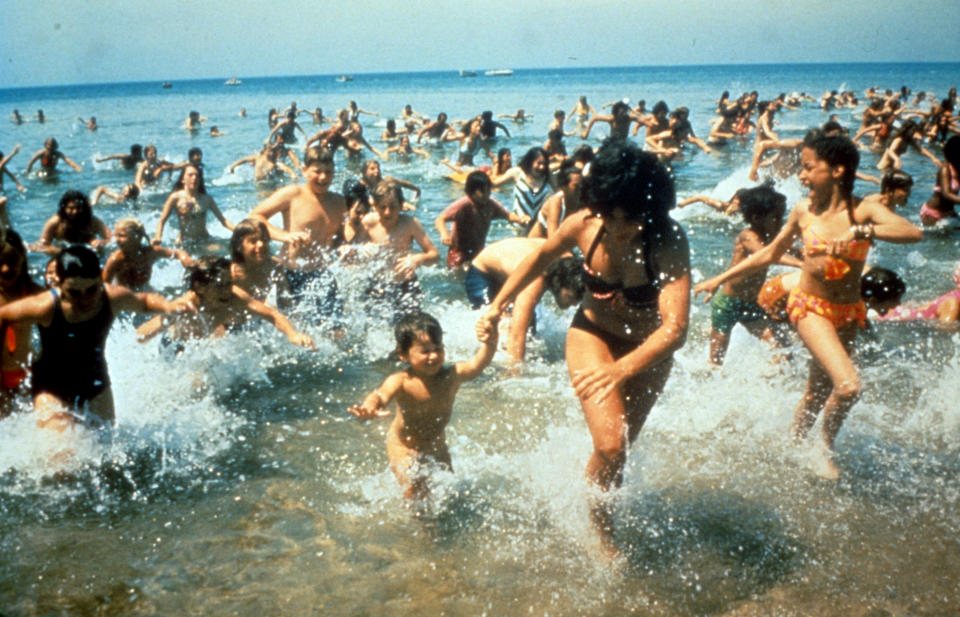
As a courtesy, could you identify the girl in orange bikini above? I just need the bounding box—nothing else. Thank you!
[695,131,921,479]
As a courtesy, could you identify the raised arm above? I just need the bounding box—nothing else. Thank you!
[458,313,500,380]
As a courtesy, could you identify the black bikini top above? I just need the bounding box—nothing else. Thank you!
[581,224,660,309]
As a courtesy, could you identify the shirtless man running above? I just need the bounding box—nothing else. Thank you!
[249,147,346,313]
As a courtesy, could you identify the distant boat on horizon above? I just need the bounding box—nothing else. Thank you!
[224,77,241,86]
[484,69,514,77]
[459,69,478,77]
[336,75,353,82]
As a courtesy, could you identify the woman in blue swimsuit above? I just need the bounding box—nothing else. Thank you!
[479,139,690,555]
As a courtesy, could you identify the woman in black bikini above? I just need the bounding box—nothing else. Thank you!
[0,245,192,431]
[478,139,690,553]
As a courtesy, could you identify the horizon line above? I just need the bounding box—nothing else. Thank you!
[4,60,959,93]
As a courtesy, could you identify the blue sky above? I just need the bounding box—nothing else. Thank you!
[3,0,958,88]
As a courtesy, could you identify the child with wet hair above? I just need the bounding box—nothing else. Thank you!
[102,217,194,289]
[707,184,802,366]
[348,311,499,501]
[136,255,313,349]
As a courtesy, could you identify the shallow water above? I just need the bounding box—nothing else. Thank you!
[2,64,960,616]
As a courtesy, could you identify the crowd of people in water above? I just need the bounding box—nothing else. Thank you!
[3,83,960,554]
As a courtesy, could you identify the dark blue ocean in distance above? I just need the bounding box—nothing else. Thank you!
[1,62,959,616]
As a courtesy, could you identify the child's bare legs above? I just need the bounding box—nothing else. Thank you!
[386,426,451,502]
[792,315,860,479]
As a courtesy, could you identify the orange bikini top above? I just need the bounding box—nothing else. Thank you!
[801,225,871,280]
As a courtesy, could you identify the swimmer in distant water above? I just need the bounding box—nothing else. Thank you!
[358,159,420,209]
[96,144,143,171]
[568,95,596,130]
[348,100,379,123]
[401,104,428,126]
[90,183,140,205]
[268,110,307,145]
[380,119,405,143]
[0,245,194,431]
[77,116,97,131]
[34,190,111,255]
[919,135,960,226]
[155,165,234,251]
[134,144,174,190]
[417,113,454,144]
[499,108,532,124]
[347,311,499,502]
[876,119,940,172]
[581,101,634,141]
[102,218,194,290]
[183,111,206,132]
[860,170,913,213]
[384,135,430,161]
[25,138,83,175]
[11,110,23,125]
[228,144,298,182]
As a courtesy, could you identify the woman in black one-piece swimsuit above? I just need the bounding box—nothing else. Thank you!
[0,246,191,431]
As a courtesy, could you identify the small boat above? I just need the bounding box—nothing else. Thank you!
[458,69,478,78]
[224,77,241,86]
[484,69,514,77]
[336,75,354,82]
[161,82,172,89]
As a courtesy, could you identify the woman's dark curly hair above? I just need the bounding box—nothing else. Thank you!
[580,138,675,226]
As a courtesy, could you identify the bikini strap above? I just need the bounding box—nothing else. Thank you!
[584,223,606,267]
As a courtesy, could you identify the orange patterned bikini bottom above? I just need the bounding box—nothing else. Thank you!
[786,288,866,329]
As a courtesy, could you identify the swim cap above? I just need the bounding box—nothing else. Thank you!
[56,244,101,280]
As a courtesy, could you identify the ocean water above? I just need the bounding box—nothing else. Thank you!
[1,63,959,616]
